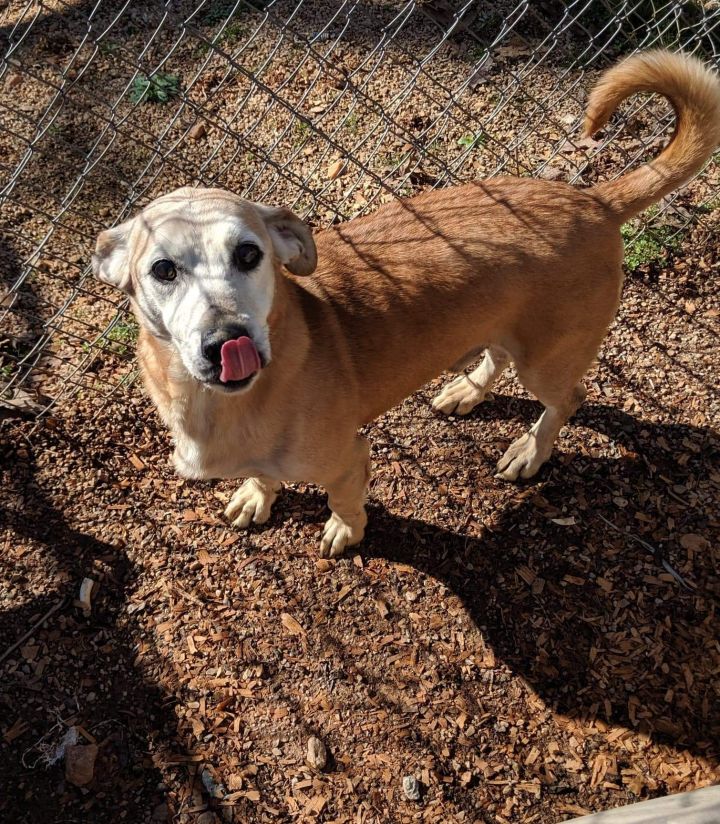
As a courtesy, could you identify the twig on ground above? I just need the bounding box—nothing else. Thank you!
[0,598,66,665]
[597,514,696,593]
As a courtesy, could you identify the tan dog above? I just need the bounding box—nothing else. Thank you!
[93,51,720,557]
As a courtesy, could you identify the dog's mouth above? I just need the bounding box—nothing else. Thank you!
[208,372,257,392]
[219,336,261,383]
[202,335,267,392]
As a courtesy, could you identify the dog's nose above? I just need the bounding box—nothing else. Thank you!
[201,324,250,366]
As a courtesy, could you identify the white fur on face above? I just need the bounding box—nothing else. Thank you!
[130,200,276,385]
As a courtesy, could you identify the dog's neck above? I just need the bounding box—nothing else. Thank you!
[136,268,310,477]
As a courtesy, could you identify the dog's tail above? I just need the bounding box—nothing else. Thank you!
[584,50,720,221]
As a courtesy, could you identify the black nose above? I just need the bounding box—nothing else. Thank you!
[201,324,249,366]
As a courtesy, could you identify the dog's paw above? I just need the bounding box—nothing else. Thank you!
[432,375,487,416]
[319,512,366,558]
[495,432,550,481]
[224,478,278,529]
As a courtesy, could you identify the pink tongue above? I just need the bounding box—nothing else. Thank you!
[219,336,261,383]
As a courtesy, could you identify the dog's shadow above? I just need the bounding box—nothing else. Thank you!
[281,398,720,762]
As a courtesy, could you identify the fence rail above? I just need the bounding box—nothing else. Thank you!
[1,0,718,421]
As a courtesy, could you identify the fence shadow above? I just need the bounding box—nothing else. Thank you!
[1,395,717,820]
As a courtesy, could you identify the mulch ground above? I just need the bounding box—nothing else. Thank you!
[2,2,720,822]
[2,220,719,823]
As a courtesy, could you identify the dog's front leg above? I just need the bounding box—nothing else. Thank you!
[319,436,370,558]
[224,475,281,529]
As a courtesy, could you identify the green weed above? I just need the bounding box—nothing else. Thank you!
[90,318,139,356]
[292,119,312,145]
[99,39,120,55]
[130,73,180,104]
[457,131,487,150]
[344,111,360,134]
[621,221,681,270]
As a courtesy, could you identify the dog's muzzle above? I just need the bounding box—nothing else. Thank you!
[200,324,263,390]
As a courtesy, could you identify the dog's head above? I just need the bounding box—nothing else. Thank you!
[92,187,316,393]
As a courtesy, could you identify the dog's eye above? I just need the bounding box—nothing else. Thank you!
[233,243,262,272]
[151,259,177,282]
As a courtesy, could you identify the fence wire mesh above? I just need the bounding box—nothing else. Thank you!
[1,0,718,422]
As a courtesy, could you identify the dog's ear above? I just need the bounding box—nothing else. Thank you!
[257,205,317,276]
[92,218,135,292]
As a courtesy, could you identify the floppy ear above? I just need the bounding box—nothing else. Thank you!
[92,217,135,292]
[257,204,317,276]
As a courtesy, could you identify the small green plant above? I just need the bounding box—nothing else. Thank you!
[379,149,406,170]
[457,131,487,150]
[621,222,681,271]
[199,19,248,51]
[202,0,237,24]
[96,318,140,356]
[292,119,312,145]
[130,73,180,104]
[220,21,247,43]
[344,111,360,134]
[696,196,719,215]
[99,39,120,55]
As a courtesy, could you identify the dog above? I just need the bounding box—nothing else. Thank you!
[93,50,720,557]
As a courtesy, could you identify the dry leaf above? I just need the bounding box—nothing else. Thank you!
[280,612,305,635]
[680,533,709,552]
[0,388,45,419]
[65,742,98,787]
[197,548,213,565]
[129,453,145,470]
[327,158,345,180]
[188,122,207,140]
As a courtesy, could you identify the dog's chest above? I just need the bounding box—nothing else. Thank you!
[166,393,296,481]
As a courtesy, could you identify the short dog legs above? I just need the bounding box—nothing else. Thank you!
[225,475,281,528]
[222,442,369,556]
[320,437,370,558]
[433,346,509,416]
[496,383,586,480]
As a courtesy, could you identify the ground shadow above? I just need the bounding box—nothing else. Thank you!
[347,399,720,763]
[0,433,177,823]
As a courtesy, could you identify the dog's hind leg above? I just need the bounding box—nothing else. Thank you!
[319,436,370,558]
[432,345,510,416]
[496,373,587,481]
[224,475,282,528]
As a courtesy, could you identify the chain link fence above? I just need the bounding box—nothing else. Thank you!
[1,0,718,422]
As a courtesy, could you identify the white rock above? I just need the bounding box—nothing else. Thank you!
[403,775,421,801]
[306,736,327,770]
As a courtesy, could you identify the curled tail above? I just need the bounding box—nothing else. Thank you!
[584,50,720,221]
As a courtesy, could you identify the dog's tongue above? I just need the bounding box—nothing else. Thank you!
[219,337,261,383]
